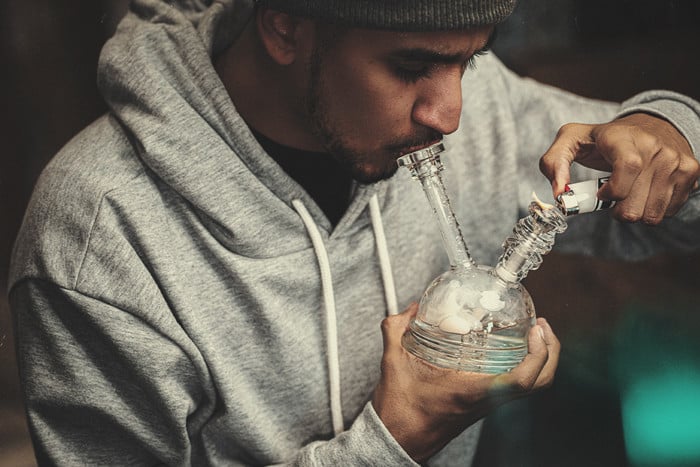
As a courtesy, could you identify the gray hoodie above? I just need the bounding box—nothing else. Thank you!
[9,0,700,465]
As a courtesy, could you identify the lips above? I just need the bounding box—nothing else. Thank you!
[398,139,443,156]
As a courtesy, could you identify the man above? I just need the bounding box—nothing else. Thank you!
[9,0,700,465]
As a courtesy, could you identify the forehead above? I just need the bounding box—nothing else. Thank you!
[327,25,495,56]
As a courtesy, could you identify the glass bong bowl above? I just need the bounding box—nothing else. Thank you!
[397,142,567,374]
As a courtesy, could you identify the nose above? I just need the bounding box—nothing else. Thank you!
[411,69,463,135]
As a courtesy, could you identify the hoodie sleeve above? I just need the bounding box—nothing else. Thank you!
[291,403,422,467]
[11,279,209,466]
[617,90,700,159]
[11,279,422,466]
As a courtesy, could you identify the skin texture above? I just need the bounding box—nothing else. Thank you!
[215,6,698,462]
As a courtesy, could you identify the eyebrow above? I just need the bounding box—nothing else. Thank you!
[388,28,498,64]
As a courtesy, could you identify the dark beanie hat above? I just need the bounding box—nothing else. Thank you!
[256,0,518,31]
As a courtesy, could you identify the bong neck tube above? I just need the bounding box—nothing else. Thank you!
[397,143,475,269]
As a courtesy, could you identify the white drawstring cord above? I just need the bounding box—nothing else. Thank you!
[291,199,344,437]
[369,194,398,316]
[292,194,399,436]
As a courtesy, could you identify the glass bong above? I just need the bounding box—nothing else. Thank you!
[397,142,568,374]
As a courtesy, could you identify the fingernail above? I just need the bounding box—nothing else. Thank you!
[537,326,545,340]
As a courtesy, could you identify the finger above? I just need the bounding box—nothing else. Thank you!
[637,145,690,224]
[540,124,582,197]
[667,180,695,217]
[540,124,595,196]
[666,159,700,216]
[380,302,418,352]
[496,323,549,393]
[594,138,646,222]
[642,172,675,225]
[609,167,652,223]
[594,141,644,206]
[531,318,560,389]
[539,153,573,197]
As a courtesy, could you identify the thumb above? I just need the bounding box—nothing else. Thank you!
[540,123,595,196]
[497,324,548,392]
[380,302,418,352]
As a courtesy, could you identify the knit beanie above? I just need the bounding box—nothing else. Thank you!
[256,0,517,31]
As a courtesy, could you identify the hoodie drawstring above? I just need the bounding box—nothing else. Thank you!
[369,194,398,316]
[292,199,344,436]
[292,193,398,437]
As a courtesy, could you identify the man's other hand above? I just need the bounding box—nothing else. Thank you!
[540,113,700,224]
[372,303,560,462]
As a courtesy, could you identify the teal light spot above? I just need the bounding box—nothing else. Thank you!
[611,307,700,467]
[621,366,700,466]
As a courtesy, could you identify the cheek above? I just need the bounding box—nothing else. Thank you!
[327,69,415,136]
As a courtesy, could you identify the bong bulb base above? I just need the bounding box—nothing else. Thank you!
[402,321,532,374]
[402,266,536,374]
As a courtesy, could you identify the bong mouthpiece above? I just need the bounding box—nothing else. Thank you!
[556,176,616,216]
[397,142,446,178]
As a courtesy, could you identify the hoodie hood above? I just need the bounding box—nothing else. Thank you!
[97,0,386,258]
[95,3,404,442]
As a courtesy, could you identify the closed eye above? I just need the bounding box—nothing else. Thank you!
[465,48,489,72]
[392,63,436,83]
[389,31,495,84]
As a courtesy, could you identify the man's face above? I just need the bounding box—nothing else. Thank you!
[301,24,494,183]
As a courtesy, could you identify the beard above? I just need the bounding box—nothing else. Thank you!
[303,40,441,184]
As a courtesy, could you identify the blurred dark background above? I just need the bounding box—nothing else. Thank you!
[1,1,699,466]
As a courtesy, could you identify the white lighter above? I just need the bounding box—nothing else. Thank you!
[556,176,616,216]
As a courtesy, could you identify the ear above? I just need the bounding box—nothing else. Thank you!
[256,8,304,66]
